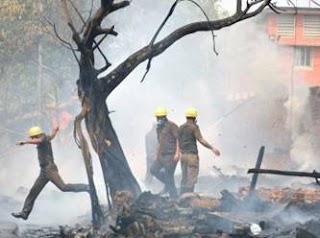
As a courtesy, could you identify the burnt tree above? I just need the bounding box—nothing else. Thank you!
[58,0,274,219]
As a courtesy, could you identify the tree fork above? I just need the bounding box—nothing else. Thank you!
[74,103,103,228]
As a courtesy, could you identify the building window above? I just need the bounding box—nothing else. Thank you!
[277,15,295,37]
[304,15,320,37]
[295,46,312,67]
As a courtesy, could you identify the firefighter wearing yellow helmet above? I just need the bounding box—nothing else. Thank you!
[154,107,168,117]
[150,107,180,198]
[12,125,89,220]
[178,108,220,194]
[28,126,43,137]
[185,107,198,118]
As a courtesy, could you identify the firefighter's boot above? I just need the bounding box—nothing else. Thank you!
[11,211,28,220]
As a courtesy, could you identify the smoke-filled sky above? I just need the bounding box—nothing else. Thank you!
[0,0,318,226]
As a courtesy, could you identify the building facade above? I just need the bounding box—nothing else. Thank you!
[266,6,320,169]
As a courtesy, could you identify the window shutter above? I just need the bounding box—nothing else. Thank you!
[277,15,295,37]
[304,15,320,37]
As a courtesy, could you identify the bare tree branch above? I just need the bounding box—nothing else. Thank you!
[52,24,81,65]
[44,17,81,65]
[52,24,77,50]
[68,0,86,23]
[90,26,116,73]
[101,0,114,8]
[96,63,112,76]
[73,102,103,228]
[92,32,109,51]
[42,18,78,52]
[95,46,112,76]
[88,0,94,20]
[61,0,82,46]
[141,0,218,83]
[91,0,114,26]
[95,26,118,37]
[110,1,131,13]
[79,0,94,34]
[100,0,272,95]
[268,2,284,14]
[93,26,118,51]
[236,0,242,14]
[311,0,320,7]
[285,0,298,14]
[61,0,116,72]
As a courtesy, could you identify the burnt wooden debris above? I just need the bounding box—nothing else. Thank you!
[248,169,320,185]
[105,191,320,237]
[248,146,265,196]
[8,187,320,238]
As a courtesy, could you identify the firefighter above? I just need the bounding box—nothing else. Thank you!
[11,125,89,220]
[145,122,157,184]
[178,108,220,194]
[150,107,180,198]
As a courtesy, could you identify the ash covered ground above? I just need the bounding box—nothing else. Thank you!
[2,171,320,238]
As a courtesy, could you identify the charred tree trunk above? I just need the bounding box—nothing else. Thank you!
[85,93,141,198]
[76,48,141,201]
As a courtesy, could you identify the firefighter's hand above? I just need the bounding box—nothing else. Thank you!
[174,152,181,162]
[54,125,60,132]
[16,141,25,146]
[212,148,220,156]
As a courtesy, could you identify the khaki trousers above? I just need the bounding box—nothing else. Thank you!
[180,154,199,193]
[22,164,89,215]
[150,154,177,197]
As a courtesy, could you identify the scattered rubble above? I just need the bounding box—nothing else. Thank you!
[107,190,320,237]
[21,226,60,238]
[3,180,320,237]
[239,186,320,204]
[0,222,19,238]
[10,187,320,237]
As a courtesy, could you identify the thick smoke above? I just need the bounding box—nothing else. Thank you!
[105,2,292,182]
[0,0,318,226]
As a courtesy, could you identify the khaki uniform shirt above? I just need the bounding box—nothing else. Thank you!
[37,135,55,169]
[178,121,202,155]
[157,120,178,156]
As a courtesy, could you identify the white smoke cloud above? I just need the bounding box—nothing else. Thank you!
[1,0,319,226]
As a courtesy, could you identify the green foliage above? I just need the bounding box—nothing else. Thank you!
[0,0,78,142]
[0,0,41,62]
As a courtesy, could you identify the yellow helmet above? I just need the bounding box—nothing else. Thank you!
[28,126,43,137]
[154,107,168,117]
[185,108,198,118]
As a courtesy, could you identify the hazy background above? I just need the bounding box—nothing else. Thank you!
[0,0,318,226]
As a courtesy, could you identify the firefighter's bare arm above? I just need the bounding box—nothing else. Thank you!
[16,137,44,146]
[198,137,220,156]
[48,126,59,140]
[174,140,181,162]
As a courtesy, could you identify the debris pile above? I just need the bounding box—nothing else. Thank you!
[21,226,60,238]
[108,189,320,237]
[0,222,19,238]
[13,187,320,237]
[239,186,320,203]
